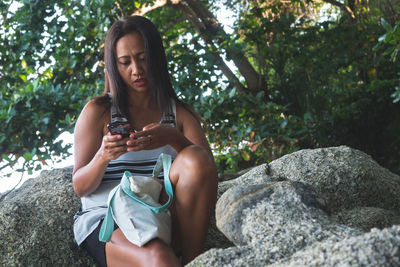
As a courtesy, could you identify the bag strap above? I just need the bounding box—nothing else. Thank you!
[99,185,120,242]
[120,153,173,214]
[98,153,173,242]
[153,153,173,212]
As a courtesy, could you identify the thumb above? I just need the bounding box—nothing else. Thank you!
[142,122,158,131]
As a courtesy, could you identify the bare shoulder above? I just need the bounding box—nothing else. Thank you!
[175,103,200,130]
[175,102,211,151]
[73,99,109,172]
[76,99,110,133]
[81,99,109,119]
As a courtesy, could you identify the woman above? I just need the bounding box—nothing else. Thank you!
[72,16,218,267]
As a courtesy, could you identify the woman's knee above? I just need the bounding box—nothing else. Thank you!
[145,239,180,267]
[170,145,217,193]
[174,145,216,175]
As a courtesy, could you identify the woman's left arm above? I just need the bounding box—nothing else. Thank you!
[172,104,212,154]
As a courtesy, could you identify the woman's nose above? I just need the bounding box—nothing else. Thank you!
[131,61,143,75]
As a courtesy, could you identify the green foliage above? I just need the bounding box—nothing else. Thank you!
[377,18,400,61]
[0,0,116,174]
[259,16,400,173]
[201,90,305,173]
[1,0,400,179]
[374,18,400,103]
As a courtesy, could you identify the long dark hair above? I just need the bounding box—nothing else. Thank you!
[97,15,198,122]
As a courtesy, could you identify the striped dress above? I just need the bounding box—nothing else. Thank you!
[73,101,177,245]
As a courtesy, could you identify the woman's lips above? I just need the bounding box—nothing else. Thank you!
[133,78,146,86]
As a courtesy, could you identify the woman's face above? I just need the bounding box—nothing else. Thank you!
[115,31,149,94]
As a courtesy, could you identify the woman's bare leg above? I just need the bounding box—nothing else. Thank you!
[106,145,217,266]
[169,145,218,264]
[105,229,181,267]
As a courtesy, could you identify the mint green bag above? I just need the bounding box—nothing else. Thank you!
[99,153,173,246]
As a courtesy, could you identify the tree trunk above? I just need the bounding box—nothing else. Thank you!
[184,0,266,93]
[323,0,356,23]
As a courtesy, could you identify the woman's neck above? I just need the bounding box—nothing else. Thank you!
[127,93,161,131]
[127,91,156,109]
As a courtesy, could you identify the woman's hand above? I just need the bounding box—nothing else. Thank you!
[97,132,129,161]
[126,123,180,152]
[72,100,132,197]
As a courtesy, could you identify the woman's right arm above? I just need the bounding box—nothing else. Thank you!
[72,100,127,197]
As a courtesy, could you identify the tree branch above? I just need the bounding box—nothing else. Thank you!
[383,0,400,22]
[131,0,181,16]
[130,0,263,93]
[0,161,11,171]
[212,53,247,92]
[174,1,205,31]
[184,0,266,93]
[130,0,247,92]
[174,2,246,92]
[159,16,187,35]
[323,0,356,23]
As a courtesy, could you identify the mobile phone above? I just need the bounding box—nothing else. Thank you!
[107,122,131,138]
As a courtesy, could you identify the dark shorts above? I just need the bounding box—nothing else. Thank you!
[81,220,119,267]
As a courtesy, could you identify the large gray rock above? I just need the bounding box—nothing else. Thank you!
[190,225,400,267]
[0,168,96,266]
[271,225,400,266]
[189,181,360,266]
[331,207,400,232]
[188,146,400,266]
[266,146,400,214]
[0,167,230,266]
[219,145,400,229]
[216,181,359,247]
[2,146,399,266]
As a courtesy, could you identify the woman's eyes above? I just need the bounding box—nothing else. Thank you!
[118,58,145,65]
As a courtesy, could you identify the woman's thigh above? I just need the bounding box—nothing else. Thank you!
[105,229,181,267]
[165,145,218,263]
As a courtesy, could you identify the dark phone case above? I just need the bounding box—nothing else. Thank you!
[107,122,130,138]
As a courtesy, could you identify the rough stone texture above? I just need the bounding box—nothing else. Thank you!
[0,167,96,266]
[272,225,400,266]
[0,167,231,266]
[265,146,400,214]
[217,181,359,246]
[188,146,400,266]
[331,207,400,232]
[204,216,234,251]
[218,146,400,230]
[2,146,400,266]
[189,181,361,266]
[218,167,254,182]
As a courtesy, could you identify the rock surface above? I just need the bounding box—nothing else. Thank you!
[188,146,400,266]
[0,167,231,266]
[1,146,400,266]
[0,168,96,266]
[271,225,400,266]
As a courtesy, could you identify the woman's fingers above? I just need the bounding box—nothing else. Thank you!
[142,122,158,131]
[101,133,129,159]
[104,134,127,147]
[129,130,150,140]
[126,135,152,151]
[126,123,176,151]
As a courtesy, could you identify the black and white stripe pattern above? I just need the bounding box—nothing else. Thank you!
[103,158,164,181]
[103,100,177,182]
